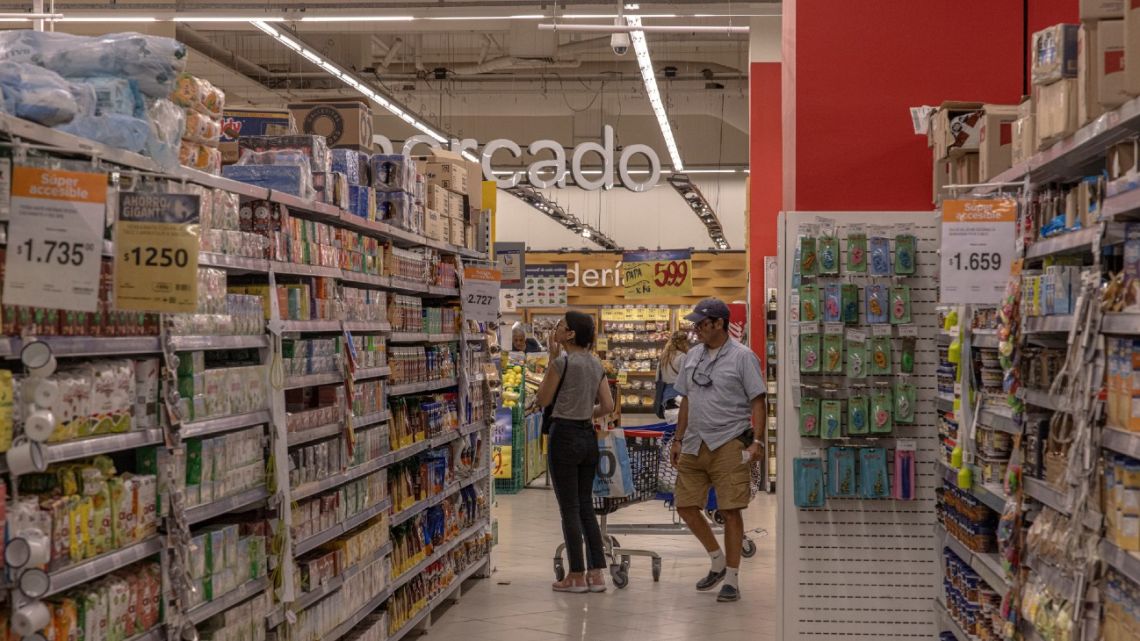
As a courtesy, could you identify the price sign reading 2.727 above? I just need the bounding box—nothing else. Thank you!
[114,192,201,313]
[940,199,1016,304]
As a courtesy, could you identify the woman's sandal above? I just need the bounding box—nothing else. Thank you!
[552,574,588,593]
[586,570,607,593]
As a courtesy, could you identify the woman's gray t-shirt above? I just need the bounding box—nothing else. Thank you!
[550,352,605,421]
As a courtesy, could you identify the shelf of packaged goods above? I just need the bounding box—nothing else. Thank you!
[187,486,270,525]
[0,430,166,475]
[354,366,391,381]
[186,576,271,625]
[0,335,161,359]
[1023,315,1074,334]
[940,463,1007,513]
[198,253,270,274]
[343,321,392,333]
[1100,538,1140,585]
[428,286,460,297]
[1103,426,1140,459]
[971,331,998,349]
[287,422,344,447]
[285,372,344,390]
[1023,477,1104,530]
[936,396,955,413]
[268,540,395,628]
[388,276,430,295]
[293,496,394,557]
[463,332,485,342]
[429,333,460,343]
[270,190,343,220]
[123,626,165,641]
[939,525,1010,592]
[319,581,393,641]
[280,320,343,334]
[389,332,429,343]
[460,421,488,437]
[389,555,487,641]
[1017,388,1063,412]
[388,377,458,396]
[169,335,269,351]
[977,408,1020,435]
[1101,185,1140,220]
[388,521,488,597]
[354,410,392,428]
[271,261,343,279]
[1024,226,1116,261]
[338,271,391,289]
[180,410,272,439]
[293,454,393,502]
[44,536,163,597]
[380,439,431,467]
[390,468,491,528]
[1102,313,1140,335]
[934,599,971,641]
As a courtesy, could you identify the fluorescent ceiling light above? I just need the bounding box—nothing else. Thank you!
[300,16,414,22]
[683,169,739,174]
[60,16,156,22]
[173,16,286,22]
[429,14,546,20]
[628,15,684,171]
[581,229,592,239]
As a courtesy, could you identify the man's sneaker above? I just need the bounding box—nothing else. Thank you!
[717,584,740,602]
[696,569,726,591]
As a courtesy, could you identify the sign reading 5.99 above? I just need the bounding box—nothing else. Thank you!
[622,249,693,298]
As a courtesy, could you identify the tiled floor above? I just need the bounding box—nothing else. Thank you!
[424,488,777,641]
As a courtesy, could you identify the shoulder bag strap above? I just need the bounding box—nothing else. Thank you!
[550,354,570,406]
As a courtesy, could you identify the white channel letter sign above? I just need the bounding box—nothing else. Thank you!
[373,125,662,193]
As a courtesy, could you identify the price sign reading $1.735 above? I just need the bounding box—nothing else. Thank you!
[3,166,106,312]
[114,192,201,313]
[940,199,1016,305]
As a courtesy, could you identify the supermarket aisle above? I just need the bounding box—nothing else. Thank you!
[427,490,777,641]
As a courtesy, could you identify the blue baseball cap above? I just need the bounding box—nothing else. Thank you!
[685,298,730,323]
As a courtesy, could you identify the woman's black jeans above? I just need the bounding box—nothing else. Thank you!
[548,419,606,573]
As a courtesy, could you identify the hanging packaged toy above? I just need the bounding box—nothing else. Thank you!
[871,388,893,434]
[799,396,820,436]
[846,334,868,379]
[822,334,844,374]
[859,448,890,499]
[869,336,892,375]
[841,284,859,324]
[869,233,891,276]
[827,446,858,498]
[800,234,818,276]
[865,284,889,324]
[800,284,821,323]
[847,393,869,435]
[794,457,826,508]
[894,232,917,275]
[818,223,840,275]
[894,383,916,424]
[890,285,912,324]
[820,399,842,439]
[800,334,821,373]
[847,226,868,273]
[823,283,842,323]
[894,443,916,500]
[900,337,916,374]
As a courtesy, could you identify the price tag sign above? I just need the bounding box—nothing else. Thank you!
[461,267,501,323]
[4,165,105,312]
[114,192,200,313]
[898,324,919,337]
[941,199,1016,304]
[622,249,693,298]
[872,324,893,337]
[824,323,845,335]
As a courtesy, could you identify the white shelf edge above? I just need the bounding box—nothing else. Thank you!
[183,410,271,439]
[46,537,163,597]
[389,468,491,528]
[186,486,270,525]
[186,576,271,625]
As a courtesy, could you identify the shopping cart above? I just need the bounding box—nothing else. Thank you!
[552,429,664,589]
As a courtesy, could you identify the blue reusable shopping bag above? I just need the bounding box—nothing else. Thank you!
[593,428,633,498]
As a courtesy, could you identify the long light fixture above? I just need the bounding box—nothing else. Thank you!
[504,184,619,250]
[300,16,414,22]
[668,174,729,249]
[539,23,747,33]
[626,15,684,171]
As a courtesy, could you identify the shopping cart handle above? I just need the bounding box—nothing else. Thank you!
[622,429,665,439]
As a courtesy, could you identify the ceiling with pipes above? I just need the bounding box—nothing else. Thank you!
[3,1,776,168]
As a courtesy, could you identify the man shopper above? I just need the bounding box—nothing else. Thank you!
[670,298,766,602]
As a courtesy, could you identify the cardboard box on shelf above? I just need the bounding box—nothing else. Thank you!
[1032,24,1080,86]
[979,105,1018,181]
[446,192,466,220]
[1082,0,1124,20]
[1126,1,1140,94]
[1098,19,1129,107]
[465,160,483,209]
[932,156,951,203]
[1036,78,1079,146]
[289,101,374,150]
[951,153,979,186]
[424,209,446,242]
[1079,22,1106,125]
[465,223,476,250]
[425,184,449,211]
[929,101,984,160]
[1012,98,1037,164]
[1109,140,1137,180]
[449,217,465,247]
[416,149,469,195]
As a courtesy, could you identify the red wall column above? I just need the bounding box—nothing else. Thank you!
[748,62,781,356]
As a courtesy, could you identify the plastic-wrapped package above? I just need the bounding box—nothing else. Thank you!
[331,149,368,185]
[169,73,224,117]
[377,190,414,226]
[183,110,222,146]
[78,77,144,118]
[238,135,330,172]
[145,98,185,170]
[223,164,313,199]
[57,113,150,153]
[0,62,93,126]
[180,141,222,175]
[371,154,416,192]
[0,30,187,98]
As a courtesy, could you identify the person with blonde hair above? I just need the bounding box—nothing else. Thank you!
[655,330,691,418]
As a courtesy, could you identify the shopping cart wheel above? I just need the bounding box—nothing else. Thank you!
[742,537,757,558]
[619,555,631,572]
[651,557,662,582]
[610,565,629,589]
[711,510,726,525]
[553,556,566,581]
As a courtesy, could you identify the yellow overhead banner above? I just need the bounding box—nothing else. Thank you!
[622,250,693,299]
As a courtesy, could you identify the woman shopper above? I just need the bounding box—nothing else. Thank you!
[537,311,615,593]
[655,331,691,417]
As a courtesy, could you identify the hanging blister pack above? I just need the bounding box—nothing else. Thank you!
[846,333,868,379]
[794,456,826,508]
[894,232,917,275]
[822,334,844,374]
[847,225,868,273]
[800,284,821,323]
[823,283,842,323]
[890,285,912,325]
[869,234,891,276]
[819,224,840,275]
[894,442,917,500]
[847,394,869,435]
[894,383,916,424]
[869,336,893,376]
[900,336,916,374]
[841,283,860,324]
[828,446,858,498]
[799,396,820,436]
[800,235,818,276]
[859,448,891,499]
[865,284,889,324]
[800,333,821,373]
[871,388,894,434]
[821,399,843,439]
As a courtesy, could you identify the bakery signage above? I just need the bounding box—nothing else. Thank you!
[375,125,662,193]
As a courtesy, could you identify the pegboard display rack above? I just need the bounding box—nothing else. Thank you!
[775,211,942,641]
[0,112,494,641]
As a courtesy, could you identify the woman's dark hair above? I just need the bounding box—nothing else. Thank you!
[564,310,595,348]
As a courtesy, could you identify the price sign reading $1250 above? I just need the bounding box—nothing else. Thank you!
[114,192,201,313]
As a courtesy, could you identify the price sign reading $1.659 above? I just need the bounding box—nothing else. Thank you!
[3,166,106,312]
[114,192,201,313]
[940,199,1016,304]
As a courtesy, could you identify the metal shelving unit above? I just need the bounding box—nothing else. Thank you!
[44,537,164,598]
[186,577,272,625]
[186,486,270,525]
[940,525,1010,592]
[388,377,459,396]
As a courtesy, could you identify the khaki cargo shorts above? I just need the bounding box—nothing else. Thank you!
[675,439,752,511]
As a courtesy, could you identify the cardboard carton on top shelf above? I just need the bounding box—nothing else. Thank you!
[978,105,1018,181]
[414,149,470,195]
[446,192,466,220]
[1036,78,1080,147]
[1126,1,1140,94]
[950,152,979,187]
[932,156,951,204]
[928,101,984,160]
[426,184,450,212]
[1097,19,1130,108]
[1082,0,1124,20]
[1032,24,1080,86]
[424,208,447,242]
[465,159,484,209]
[1079,22,1106,126]
[1109,141,1137,181]
[289,100,374,150]
[449,217,465,247]
[220,108,296,164]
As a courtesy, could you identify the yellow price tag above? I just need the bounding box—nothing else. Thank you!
[113,193,200,313]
